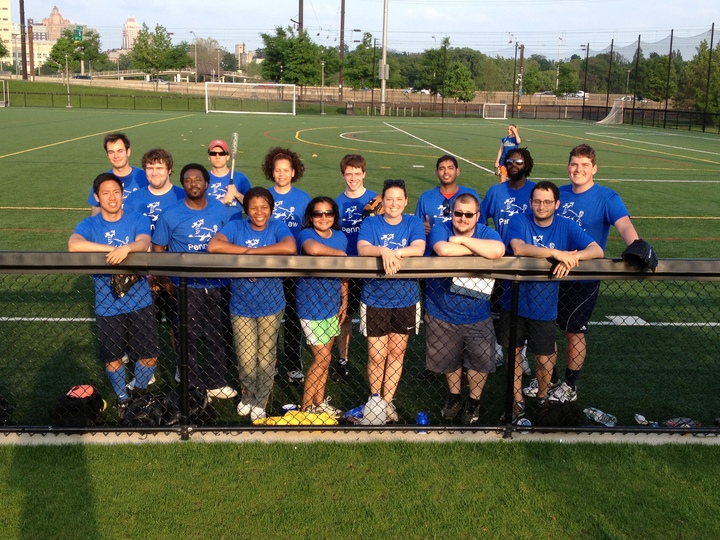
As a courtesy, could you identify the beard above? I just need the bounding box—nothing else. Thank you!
[507,168,526,183]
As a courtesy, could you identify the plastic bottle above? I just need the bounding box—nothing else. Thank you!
[583,407,617,427]
[417,411,429,434]
[360,394,387,425]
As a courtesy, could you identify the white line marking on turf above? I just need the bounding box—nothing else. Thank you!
[384,122,495,174]
[587,133,720,158]
[592,316,720,327]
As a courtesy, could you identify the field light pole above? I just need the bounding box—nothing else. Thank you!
[190,30,198,83]
[626,68,631,96]
[555,36,563,90]
[215,48,222,82]
[64,54,71,108]
[320,60,326,115]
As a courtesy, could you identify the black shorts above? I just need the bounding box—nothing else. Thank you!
[346,278,363,316]
[96,305,161,363]
[498,309,556,356]
[360,303,420,337]
[557,281,601,333]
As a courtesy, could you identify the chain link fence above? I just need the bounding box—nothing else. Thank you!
[0,253,718,437]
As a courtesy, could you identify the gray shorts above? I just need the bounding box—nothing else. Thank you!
[424,312,497,374]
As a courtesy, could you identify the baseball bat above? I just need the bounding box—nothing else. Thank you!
[229,132,239,184]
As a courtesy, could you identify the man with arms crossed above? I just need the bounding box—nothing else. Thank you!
[425,193,505,424]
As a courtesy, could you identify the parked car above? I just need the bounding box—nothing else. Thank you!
[418,88,431,94]
[72,74,92,80]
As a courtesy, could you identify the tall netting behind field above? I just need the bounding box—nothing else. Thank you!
[205,82,297,115]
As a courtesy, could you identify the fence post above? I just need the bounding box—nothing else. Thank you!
[178,277,190,440]
[502,280,521,434]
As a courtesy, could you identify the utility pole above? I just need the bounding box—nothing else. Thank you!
[338,0,345,101]
[19,0,28,79]
[298,0,303,33]
[379,0,389,115]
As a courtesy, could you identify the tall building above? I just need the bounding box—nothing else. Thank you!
[41,6,71,41]
[0,0,11,68]
[123,17,139,49]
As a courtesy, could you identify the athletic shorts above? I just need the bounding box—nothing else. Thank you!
[557,280,601,333]
[424,312,497,374]
[346,278,363,317]
[497,309,556,356]
[360,303,421,337]
[300,315,341,346]
[96,305,161,363]
[153,285,177,326]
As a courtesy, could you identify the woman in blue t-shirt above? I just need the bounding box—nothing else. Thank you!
[296,197,348,419]
[208,187,296,422]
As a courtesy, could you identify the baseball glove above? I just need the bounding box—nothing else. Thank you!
[621,239,658,272]
[362,194,384,218]
[111,273,142,298]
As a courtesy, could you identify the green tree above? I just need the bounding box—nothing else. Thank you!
[46,28,108,74]
[223,51,238,72]
[130,23,173,84]
[344,33,375,90]
[0,39,7,62]
[677,40,720,113]
[557,61,580,95]
[443,61,476,102]
[260,26,323,87]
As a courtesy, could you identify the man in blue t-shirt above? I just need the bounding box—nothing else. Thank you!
[542,144,643,404]
[70,172,160,420]
[502,180,603,423]
[333,153,377,382]
[207,139,252,221]
[152,163,237,401]
[425,193,505,425]
[87,132,149,216]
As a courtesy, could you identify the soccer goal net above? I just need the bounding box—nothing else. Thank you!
[598,99,624,124]
[205,82,297,116]
[483,103,507,120]
[0,80,8,107]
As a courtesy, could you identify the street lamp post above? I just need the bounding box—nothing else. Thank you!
[626,68,631,97]
[320,60,326,115]
[64,53,71,108]
[555,36,563,91]
[190,30,198,83]
[216,48,222,82]
[581,43,590,119]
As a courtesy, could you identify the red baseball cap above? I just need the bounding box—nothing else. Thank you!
[208,139,229,153]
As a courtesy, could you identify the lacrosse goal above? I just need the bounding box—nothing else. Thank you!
[482,103,507,120]
[205,82,297,115]
[598,99,624,124]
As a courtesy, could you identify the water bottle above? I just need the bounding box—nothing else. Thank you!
[583,407,617,427]
[360,394,387,425]
[417,411,429,434]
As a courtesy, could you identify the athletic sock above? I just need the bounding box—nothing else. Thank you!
[565,369,581,390]
[133,362,157,390]
[106,365,128,401]
[467,397,481,408]
[338,358,348,366]
[448,392,462,403]
[551,366,559,384]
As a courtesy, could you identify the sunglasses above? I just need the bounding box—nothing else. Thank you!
[505,158,524,166]
[311,210,335,218]
[208,151,229,156]
[441,198,451,217]
[383,179,406,189]
[453,210,478,219]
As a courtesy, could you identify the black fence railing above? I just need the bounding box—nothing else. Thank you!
[0,252,718,438]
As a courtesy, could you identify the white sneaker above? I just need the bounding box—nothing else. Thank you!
[521,346,530,375]
[126,374,156,391]
[174,368,181,383]
[548,382,578,403]
[207,386,238,399]
[287,370,305,384]
[308,397,343,419]
[122,353,130,365]
[386,401,399,423]
[522,378,561,398]
[236,401,252,416]
[250,406,267,421]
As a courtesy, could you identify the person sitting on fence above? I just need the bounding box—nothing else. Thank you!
[87,132,149,216]
[296,197,348,419]
[333,153,377,383]
[262,146,312,386]
[151,163,238,402]
[424,193,505,425]
[208,186,296,422]
[356,179,426,424]
[69,172,160,420]
[206,138,252,220]
[501,180,603,424]
[494,124,522,183]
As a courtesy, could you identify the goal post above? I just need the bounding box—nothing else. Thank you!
[482,103,507,120]
[205,82,297,116]
[0,80,8,107]
[598,99,624,125]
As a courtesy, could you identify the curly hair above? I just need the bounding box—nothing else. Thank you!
[506,147,534,177]
[261,146,305,183]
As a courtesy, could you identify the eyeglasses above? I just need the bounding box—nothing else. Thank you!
[208,151,229,156]
[453,210,478,219]
[383,179,406,189]
[505,159,524,166]
[311,210,335,218]
[531,199,556,207]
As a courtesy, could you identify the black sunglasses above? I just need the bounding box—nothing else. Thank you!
[311,210,335,218]
[383,179,406,189]
[453,210,477,219]
[209,151,229,156]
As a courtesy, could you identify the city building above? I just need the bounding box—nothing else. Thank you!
[122,17,139,49]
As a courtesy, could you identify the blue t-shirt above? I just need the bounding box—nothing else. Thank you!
[358,214,426,308]
[208,170,252,221]
[87,166,148,207]
[481,180,536,247]
[152,198,229,288]
[502,213,596,320]
[425,221,502,325]
[335,189,377,256]
[499,136,520,165]
[72,211,153,317]
[415,186,483,234]
[218,218,293,317]
[123,185,186,232]
[557,183,630,250]
[270,186,312,240]
[296,228,348,320]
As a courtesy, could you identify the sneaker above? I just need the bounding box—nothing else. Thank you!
[416,368,438,382]
[236,401,252,416]
[122,353,130,365]
[331,361,349,383]
[499,400,526,423]
[521,351,531,376]
[494,343,505,367]
[117,398,130,421]
[250,406,267,421]
[308,397,343,419]
[441,395,463,420]
[548,382,578,403]
[386,401,399,423]
[174,368,181,383]
[207,386,238,399]
[287,370,305,384]
[522,378,561,398]
[126,374,156,391]
[461,399,481,425]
